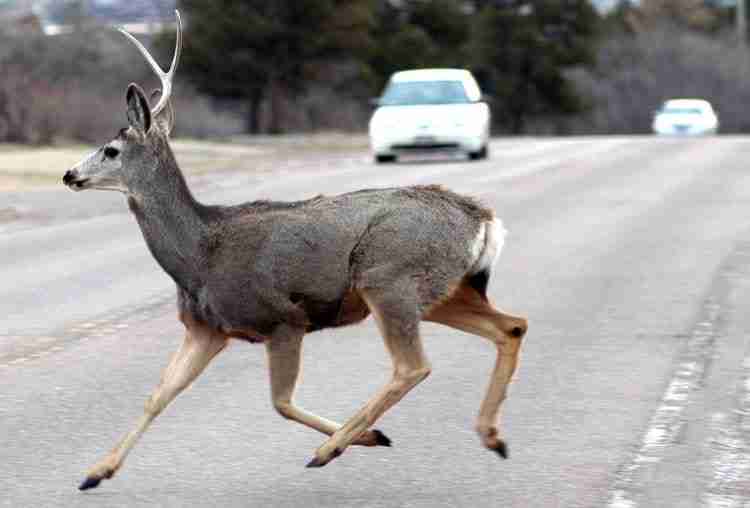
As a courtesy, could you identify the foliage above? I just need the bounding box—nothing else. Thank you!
[156,1,601,135]
[0,30,119,144]
[0,29,241,144]
[468,0,600,133]
[169,0,374,133]
[366,0,471,93]
[567,26,750,134]
[17,0,750,141]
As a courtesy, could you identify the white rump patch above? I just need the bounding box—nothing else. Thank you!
[470,218,506,274]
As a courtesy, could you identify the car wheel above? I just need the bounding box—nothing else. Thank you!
[469,145,488,161]
[375,154,397,164]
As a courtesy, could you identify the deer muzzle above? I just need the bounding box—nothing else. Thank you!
[62,169,90,191]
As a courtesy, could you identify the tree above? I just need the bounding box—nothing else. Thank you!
[367,0,471,93]
[169,1,374,134]
[468,0,599,134]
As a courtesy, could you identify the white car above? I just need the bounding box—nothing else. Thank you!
[652,98,718,136]
[368,68,491,163]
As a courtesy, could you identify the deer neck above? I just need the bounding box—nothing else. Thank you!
[127,145,209,295]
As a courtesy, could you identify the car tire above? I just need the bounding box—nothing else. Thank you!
[375,154,397,164]
[469,145,488,161]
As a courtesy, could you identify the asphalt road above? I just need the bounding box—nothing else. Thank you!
[1,136,749,508]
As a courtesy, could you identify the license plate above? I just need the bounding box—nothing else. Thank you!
[414,135,436,144]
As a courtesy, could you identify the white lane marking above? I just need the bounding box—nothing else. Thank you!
[608,491,637,508]
[702,350,750,507]
[606,300,721,508]
[608,242,750,507]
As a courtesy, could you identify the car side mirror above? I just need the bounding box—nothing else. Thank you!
[369,97,382,107]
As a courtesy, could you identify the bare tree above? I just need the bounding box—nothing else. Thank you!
[560,24,750,134]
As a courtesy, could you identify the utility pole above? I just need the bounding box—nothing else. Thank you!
[739,0,747,47]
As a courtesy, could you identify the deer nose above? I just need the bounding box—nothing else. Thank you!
[63,169,77,185]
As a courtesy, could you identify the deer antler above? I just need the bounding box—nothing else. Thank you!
[118,10,182,116]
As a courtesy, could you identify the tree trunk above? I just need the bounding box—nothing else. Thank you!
[246,88,263,135]
[268,76,283,134]
[511,56,532,135]
[510,109,524,135]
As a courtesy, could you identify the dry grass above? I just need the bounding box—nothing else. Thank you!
[0,145,90,190]
[0,134,369,191]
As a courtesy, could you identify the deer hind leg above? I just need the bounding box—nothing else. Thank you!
[424,279,527,458]
[306,286,431,468]
[265,324,391,447]
[78,321,228,491]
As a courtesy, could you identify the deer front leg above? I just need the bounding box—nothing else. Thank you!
[266,324,391,447]
[306,289,431,468]
[78,323,228,491]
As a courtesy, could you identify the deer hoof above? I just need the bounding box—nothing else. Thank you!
[305,447,343,468]
[78,476,102,491]
[305,456,326,468]
[372,429,392,447]
[491,440,509,459]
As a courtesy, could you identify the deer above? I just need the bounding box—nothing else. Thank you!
[62,11,528,492]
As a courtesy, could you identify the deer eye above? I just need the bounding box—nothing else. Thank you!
[104,146,120,158]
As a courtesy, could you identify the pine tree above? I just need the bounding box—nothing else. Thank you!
[168,0,373,134]
[367,0,471,93]
[468,0,599,134]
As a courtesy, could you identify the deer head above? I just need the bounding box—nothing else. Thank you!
[63,11,182,196]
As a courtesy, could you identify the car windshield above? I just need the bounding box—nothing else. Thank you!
[660,107,704,115]
[379,80,470,106]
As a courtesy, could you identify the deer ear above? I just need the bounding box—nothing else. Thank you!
[126,83,152,133]
[150,88,175,136]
